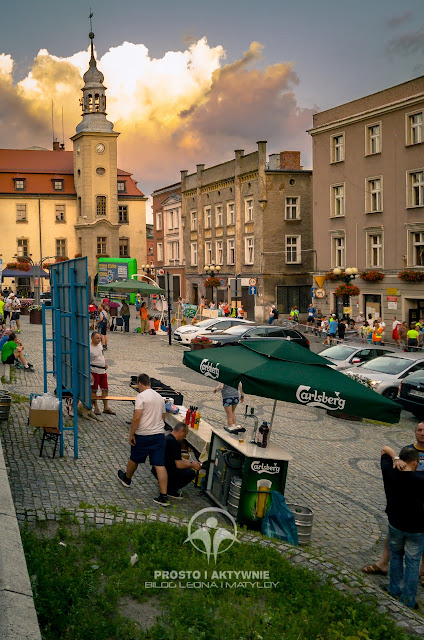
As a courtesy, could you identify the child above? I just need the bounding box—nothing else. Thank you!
[154,316,160,332]
[148,315,156,335]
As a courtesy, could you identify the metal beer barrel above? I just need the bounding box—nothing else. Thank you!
[227,477,242,516]
[286,503,314,545]
[0,391,12,422]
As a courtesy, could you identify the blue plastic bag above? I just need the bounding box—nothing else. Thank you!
[261,491,298,545]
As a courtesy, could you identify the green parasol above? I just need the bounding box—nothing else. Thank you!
[98,280,165,295]
[183,339,401,424]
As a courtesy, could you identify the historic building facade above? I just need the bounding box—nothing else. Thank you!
[0,30,146,290]
[180,142,313,321]
[308,76,424,324]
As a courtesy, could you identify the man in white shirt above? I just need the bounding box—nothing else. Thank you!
[9,294,21,333]
[90,332,116,416]
[118,373,168,506]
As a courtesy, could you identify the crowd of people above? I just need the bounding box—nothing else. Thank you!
[89,296,162,341]
[0,291,33,371]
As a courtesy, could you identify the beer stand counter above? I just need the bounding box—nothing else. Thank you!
[164,410,293,530]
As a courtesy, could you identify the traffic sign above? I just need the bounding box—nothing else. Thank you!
[248,278,257,286]
[315,288,326,298]
[249,286,257,295]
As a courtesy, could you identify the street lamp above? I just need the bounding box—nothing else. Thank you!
[204,264,221,307]
[333,267,358,283]
[140,264,155,276]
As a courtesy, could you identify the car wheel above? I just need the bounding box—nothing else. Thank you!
[382,388,398,401]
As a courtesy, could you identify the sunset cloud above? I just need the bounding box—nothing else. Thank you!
[0,38,313,194]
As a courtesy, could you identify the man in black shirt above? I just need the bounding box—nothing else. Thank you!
[381,446,424,608]
[152,423,201,499]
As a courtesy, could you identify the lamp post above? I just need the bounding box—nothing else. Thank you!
[204,264,221,307]
[140,264,172,346]
[332,267,358,321]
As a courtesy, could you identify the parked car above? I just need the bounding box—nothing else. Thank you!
[397,370,424,418]
[343,353,424,400]
[201,324,310,349]
[319,344,394,370]
[173,317,253,345]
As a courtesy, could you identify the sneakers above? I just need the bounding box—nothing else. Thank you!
[25,364,34,372]
[153,494,169,506]
[168,490,183,500]
[117,469,131,488]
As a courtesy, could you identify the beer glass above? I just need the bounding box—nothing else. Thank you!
[256,479,272,518]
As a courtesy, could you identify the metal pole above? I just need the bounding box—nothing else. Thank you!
[167,270,172,346]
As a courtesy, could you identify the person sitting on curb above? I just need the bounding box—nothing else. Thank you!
[362,422,424,586]
[1,332,33,370]
[90,331,116,416]
[380,445,424,608]
[151,423,202,499]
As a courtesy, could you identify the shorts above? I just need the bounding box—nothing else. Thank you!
[11,312,20,321]
[223,397,239,407]
[91,372,108,391]
[130,433,165,466]
[99,322,107,336]
[3,354,15,364]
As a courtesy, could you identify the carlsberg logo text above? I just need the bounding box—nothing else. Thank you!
[200,359,220,379]
[296,385,346,411]
[251,461,280,474]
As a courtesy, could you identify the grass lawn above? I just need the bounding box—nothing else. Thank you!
[22,519,414,640]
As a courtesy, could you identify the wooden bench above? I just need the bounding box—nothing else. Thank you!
[91,395,136,403]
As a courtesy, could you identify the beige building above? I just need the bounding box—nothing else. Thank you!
[0,30,146,292]
[181,142,313,321]
[309,76,424,324]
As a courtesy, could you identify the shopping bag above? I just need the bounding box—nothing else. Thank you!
[261,491,298,545]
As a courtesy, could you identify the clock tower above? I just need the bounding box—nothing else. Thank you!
[71,27,120,277]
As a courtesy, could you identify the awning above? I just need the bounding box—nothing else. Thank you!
[2,267,49,278]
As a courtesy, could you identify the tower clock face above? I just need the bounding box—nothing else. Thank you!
[95,143,105,154]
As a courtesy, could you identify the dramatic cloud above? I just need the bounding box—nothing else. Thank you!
[0,38,313,196]
[387,26,424,56]
[386,12,412,29]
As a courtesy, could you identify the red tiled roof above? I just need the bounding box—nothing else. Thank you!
[0,149,144,196]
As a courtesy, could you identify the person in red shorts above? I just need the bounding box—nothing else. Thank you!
[90,331,116,416]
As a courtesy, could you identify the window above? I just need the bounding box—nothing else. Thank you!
[277,285,311,314]
[412,232,424,266]
[245,237,254,264]
[331,134,344,162]
[227,202,235,225]
[17,238,28,257]
[216,240,223,265]
[119,238,129,257]
[14,178,25,191]
[215,205,223,227]
[96,195,106,216]
[169,241,180,262]
[118,205,128,223]
[117,181,126,192]
[332,236,345,268]
[56,238,67,257]
[227,239,235,265]
[407,111,423,145]
[285,236,301,264]
[53,180,64,191]
[204,206,212,228]
[245,198,253,222]
[55,204,65,222]
[97,237,107,255]
[156,211,162,230]
[16,204,27,222]
[205,241,212,265]
[191,210,197,231]
[366,123,381,155]
[331,184,345,217]
[285,196,299,220]
[367,233,383,267]
[408,170,424,207]
[168,209,174,230]
[366,177,382,212]
[191,242,198,266]
[157,242,163,262]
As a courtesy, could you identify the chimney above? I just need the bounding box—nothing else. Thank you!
[280,151,301,170]
[53,140,60,151]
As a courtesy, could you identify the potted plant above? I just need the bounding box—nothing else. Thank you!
[360,270,385,282]
[74,253,82,258]
[29,304,43,324]
[190,335,215,350]
[204,276,222,288]
[20,299,32,316]
[108,300,120,317]
[334,283,361,297]
[398,270,424,283]
[324,270,345,282]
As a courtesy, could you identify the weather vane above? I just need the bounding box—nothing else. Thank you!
[89,8,94,36]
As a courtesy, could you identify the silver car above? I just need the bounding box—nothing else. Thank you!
[319,343,394,370]
[343,352,424,400]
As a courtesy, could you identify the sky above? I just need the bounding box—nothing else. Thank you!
[0,0,423,214]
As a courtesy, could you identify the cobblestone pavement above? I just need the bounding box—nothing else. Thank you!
[1,315,423,611]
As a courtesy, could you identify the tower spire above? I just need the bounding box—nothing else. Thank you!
[89,10,95,62]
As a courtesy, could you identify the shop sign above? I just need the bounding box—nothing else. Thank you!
[387,296,398,302]
[386,288,398,296]
[343,307,352,315]
[388,302,398,310]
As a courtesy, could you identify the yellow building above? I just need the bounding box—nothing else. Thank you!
[0,29,146,292]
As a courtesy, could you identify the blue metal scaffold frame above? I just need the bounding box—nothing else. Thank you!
[42,258,91,458]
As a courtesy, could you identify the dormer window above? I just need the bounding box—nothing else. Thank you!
[14,178,26,191]
[117,181,126,193]
[53,179,64,191]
